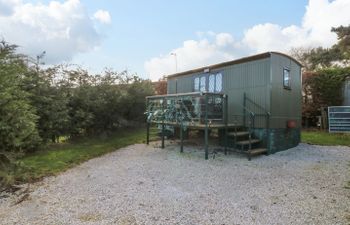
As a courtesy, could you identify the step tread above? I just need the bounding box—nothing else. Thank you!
[248,148,267,155]
[236,139,260,145]
[227,131,249,136]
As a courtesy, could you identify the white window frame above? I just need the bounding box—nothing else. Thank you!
[193,72,223,93]
[283,67,291,89]
[215,73,222,92]
[200,76,206,92]
[194,77,200,92]
[209,74,215,92]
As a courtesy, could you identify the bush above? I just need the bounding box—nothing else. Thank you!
[1,41,155,155]
[0,41,41,154]
[303,67,350,118]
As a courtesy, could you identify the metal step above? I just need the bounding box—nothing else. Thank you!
[227,131,249,137]
[236,139,260,145]
[248,148,267,155]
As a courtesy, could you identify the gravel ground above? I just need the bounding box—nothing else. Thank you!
[0,142,349,225]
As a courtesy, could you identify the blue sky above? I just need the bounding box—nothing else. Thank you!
[1,0,349,80]
[74,0,307,75]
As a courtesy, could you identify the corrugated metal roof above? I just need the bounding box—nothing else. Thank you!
[166,52,302,79]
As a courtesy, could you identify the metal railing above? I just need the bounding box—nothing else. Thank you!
[146,92,226,125]
[145,92,228,159]
[232,93,271,152]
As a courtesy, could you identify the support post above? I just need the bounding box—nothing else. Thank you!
[266,113,270,155]
[146,97,150,145]
[180,123,183,153]
[243,92,246,126]
[205,94,209,160]
[180,97,184,153]
[234,123,238,150]
[248,114,253,151]
[161,98,165,149]
[224,95,228,155]
[146,123,150,145]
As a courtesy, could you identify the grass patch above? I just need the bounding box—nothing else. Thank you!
[345,181,350,189]
[301,130,350,146]
[11,127,158,183]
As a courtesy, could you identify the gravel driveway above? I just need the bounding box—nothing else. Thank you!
[0,142,349,225]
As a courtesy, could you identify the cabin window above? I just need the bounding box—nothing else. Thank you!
[194,77,200,91]
[194,75,207,92]
[283,68,291,89]
[193,72,223,92]
[200,76,206,92]
[209,74,215,92]
[207,73,222,92]
[215,73,222,92]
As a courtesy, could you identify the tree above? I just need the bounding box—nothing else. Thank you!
[1,40,155,145]
[331,25,350,61]
[153,78,167,95]
[291,25,350,70]
[0,41,41,153]
[302,68,350,120]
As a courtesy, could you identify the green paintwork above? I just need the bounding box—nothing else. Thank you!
[266,128,300,153]
[219,127,300,154]
[167,53,301,129]
[269,54,302,129]
[167,52,302,153]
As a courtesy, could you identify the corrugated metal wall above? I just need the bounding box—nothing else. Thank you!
[221,58,271,127]
[176,75,193,93]
[270,53,302,128]
[167,54,302,129]
[167,79,176,94]
[167,58,271,127]
[167,75,196,94]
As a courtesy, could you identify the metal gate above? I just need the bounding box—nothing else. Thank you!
[328,106,350,133]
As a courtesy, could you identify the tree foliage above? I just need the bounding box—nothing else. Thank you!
[0,41,41,154]
[291,24,350,70]
[331,25,350,61]
[0,41,155,154]
[153,78,167,95]
[289,25,350,126]
[302,68,350,117]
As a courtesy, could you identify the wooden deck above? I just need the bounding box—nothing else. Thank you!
[150,121,240,130]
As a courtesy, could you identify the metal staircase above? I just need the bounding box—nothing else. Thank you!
[227,93,270,160]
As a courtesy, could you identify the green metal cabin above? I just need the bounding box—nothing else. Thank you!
[146,52,302,159]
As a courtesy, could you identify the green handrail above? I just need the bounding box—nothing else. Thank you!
[243,93,271,153]
[245,95,271,116]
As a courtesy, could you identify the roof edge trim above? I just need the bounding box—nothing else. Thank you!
[165,51,302,79]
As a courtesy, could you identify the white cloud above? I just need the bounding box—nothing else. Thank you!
[0,0,109,64]
[242,23,309,52]
[145,0,350,81]
[145,35,246,81]
[243,0,350,51]
[0,0,18,16]
[93,9,111,24]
